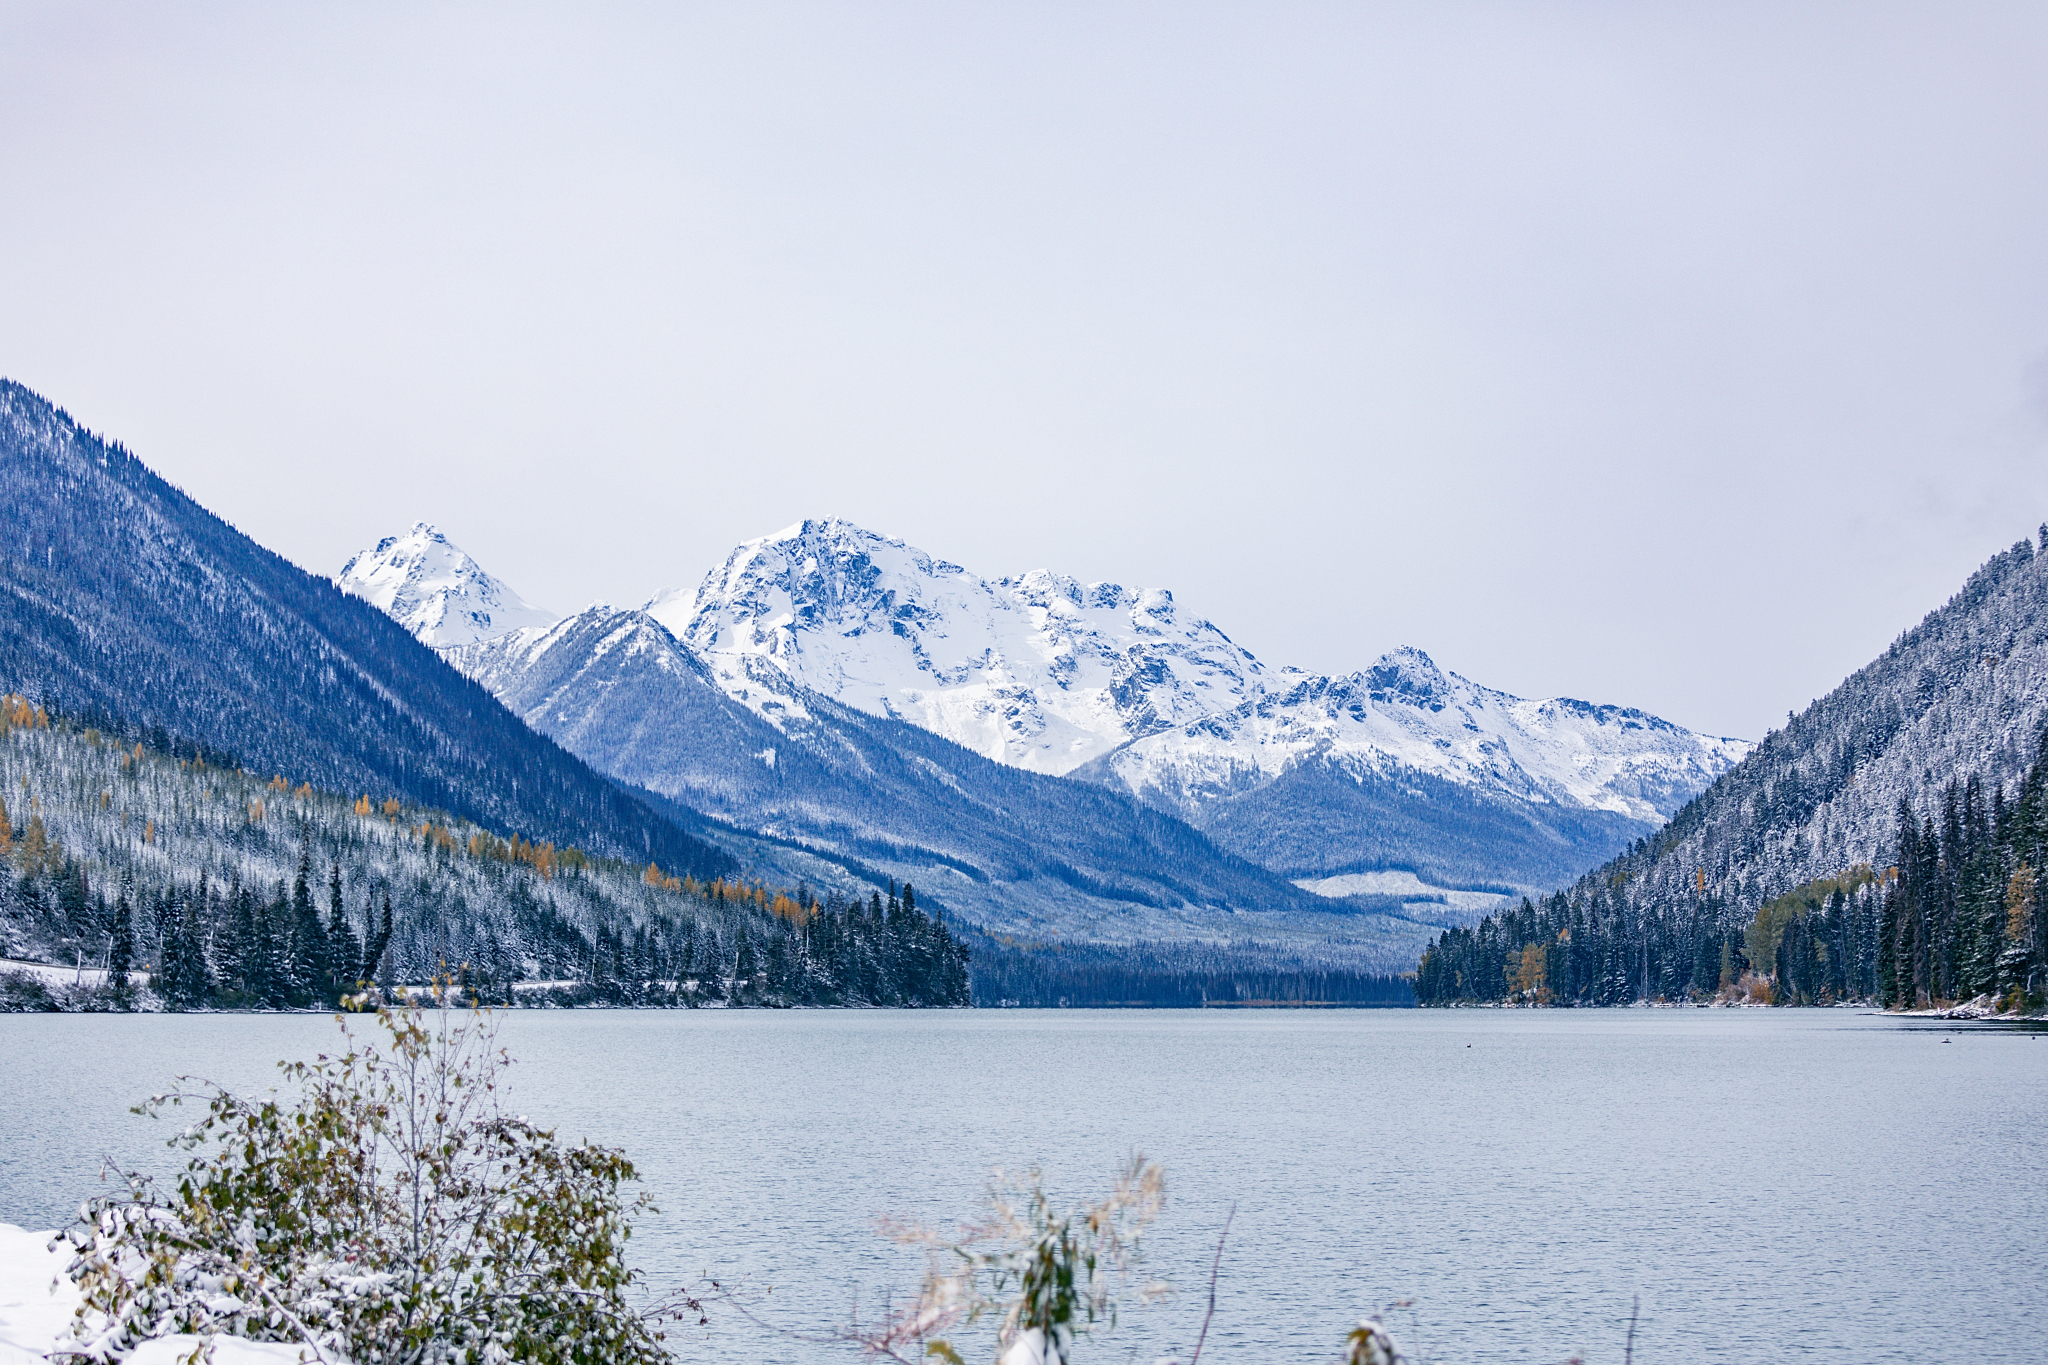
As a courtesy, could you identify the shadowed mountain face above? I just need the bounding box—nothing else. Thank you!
[0,381,731,879]
[450,607,1438,968]
[1180,759,1653,893]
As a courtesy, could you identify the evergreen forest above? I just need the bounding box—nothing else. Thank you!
[0,698,969,1011]
[1415,728,2048,1010]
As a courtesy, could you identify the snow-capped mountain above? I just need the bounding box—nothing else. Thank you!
[1089,647,1751,828]
[645,519,1270,774]
[641,520,1747,850]
[337,522,558,648]
[1073,646,1752,892]
[447,603,1429,963]
[352,516,1749,915]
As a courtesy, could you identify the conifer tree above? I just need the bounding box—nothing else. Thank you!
[362,890,394,985]
[325,860,359,997]
[289,849,330,1006]
[108,890,134,994]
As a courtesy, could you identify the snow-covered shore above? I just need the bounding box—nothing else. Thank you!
[0,1225,308,1364]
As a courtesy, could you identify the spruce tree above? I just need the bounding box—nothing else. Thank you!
[108,891,134,996]
[362,891,394,986]
[289,850,330,1006]
[326,861,360,994]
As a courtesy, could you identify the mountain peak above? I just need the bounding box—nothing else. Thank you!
[1362,647,1455,709]
[641,518,1265,774]
[338,525,558,648]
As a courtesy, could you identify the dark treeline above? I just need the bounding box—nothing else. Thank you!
[570,881,970,1008]
[9,845,969,1013]
[969,936,1414,1008]
[1415,731,2048,1009]
[130,868,970,1011]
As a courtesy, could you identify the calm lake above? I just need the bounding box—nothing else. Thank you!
[3,1008,2043,1364]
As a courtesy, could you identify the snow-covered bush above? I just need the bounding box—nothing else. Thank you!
[56,989,687,1364]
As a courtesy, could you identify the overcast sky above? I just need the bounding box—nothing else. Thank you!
[5,3,2046,740]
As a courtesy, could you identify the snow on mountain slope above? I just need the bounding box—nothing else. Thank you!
[337,523,558,647]
[445,603,1432,963]
[376,515,1747,901]
[644,520,1748,822]
[1092,647,1752,826]
[645,518,1270,773]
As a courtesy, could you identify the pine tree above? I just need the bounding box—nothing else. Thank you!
[261,882,292,1009]
[326,860,361,994]
[289,849,330,1006]
[108,891,134,995]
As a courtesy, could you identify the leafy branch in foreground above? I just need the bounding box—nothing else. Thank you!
[847,1157,1167,1365]
[843,1166,1439,1365]
[54,985,705,1364]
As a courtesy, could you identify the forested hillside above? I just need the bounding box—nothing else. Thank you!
[1417,533,2048,1009]
[0,699,968,1010]
[0,381,728,879]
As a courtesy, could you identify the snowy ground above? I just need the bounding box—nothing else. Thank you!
[1294,869,1515,920]
[0,960,148,991]
[0,1225,309,1364]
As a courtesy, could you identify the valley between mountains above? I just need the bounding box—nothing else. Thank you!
[5,382,2046,1009]
[340,519,1749,962]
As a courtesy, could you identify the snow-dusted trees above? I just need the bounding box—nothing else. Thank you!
[1,704,968,1011]
[1416,734,2048,1011]
[1418,529,2048,1012]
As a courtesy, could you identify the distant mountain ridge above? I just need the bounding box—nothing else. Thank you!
[0,380,731,880]
[647,519,1747,894]
[1090,647,1747,827]
[642,520,1746,828]
[366,518,1745,930]
[644,518,1273,773]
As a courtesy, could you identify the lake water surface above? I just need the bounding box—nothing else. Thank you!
[3,1008,2043,1364]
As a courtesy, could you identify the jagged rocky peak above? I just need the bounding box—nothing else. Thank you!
[337,522,559,648]
[647,518,971,652]
[643,517,1269,775]
[1358,647,1456,710]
